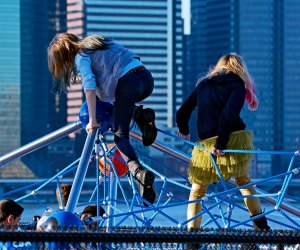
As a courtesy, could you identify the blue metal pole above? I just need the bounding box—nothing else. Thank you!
[98,137,118,230]
[107,171,118,230]
[65,129,98,213]
[0,121,82,167]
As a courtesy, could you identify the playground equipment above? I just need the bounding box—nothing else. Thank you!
[0,101,300,249]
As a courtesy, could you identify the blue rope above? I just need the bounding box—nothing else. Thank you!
[135,148,189,181]
[158,126,296,157]
[15,159,80,202]
[209,154,228,190]
[277,155,296,206]
[277,208,300,229]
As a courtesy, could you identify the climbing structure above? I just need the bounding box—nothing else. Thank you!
[0,101,300,249]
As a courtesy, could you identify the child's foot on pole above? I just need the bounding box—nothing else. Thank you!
[128,160,156,206]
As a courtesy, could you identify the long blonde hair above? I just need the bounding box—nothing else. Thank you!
[47,33,111,93]
[204,53,258,110]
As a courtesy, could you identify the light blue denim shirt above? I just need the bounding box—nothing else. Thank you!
[75,54,96,92]
[75,42,140,102]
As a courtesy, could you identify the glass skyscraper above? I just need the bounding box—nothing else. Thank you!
[238,0,276,177]
[280,0,300,173]
[0,0,68,177]
[0,1,26,177]
[66,0,86,124]
[0,1,21,155]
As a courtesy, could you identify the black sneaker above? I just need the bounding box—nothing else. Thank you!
[133,105,157,146]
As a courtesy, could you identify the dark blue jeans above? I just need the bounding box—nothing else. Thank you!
[114,68,154,162]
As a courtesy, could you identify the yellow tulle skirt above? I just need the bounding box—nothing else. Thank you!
[188,130,254,185]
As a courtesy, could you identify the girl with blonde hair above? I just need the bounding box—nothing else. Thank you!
[48,33,157,206]
[176,53,270,232]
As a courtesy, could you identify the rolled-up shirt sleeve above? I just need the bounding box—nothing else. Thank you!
[75,53,96,92]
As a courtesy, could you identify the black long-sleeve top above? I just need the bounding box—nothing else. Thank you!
[176,72,246,150]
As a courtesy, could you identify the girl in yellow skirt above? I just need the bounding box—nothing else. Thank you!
[176,53,270,231]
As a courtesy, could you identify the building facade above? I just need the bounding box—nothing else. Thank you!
[0,0,68,177]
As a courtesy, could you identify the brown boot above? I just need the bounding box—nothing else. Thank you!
[133,105,157,146]
[128,160,156,206]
